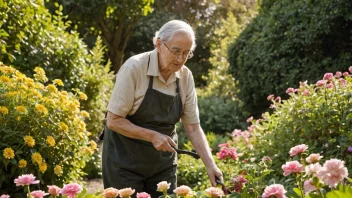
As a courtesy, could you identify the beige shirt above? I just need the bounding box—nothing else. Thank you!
[107,49,200,124]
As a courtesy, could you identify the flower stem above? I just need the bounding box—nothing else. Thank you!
[27,185,31,198]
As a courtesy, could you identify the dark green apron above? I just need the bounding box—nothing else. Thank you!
[102,56,183,198]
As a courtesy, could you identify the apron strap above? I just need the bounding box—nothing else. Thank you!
[176,78,180,93]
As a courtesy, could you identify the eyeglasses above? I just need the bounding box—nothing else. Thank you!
[163,43,194,60]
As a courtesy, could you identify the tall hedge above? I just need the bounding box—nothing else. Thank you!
[0,0,114,137]
[228,0,352,117]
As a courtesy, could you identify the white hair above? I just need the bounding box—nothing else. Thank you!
[153,20,196,51]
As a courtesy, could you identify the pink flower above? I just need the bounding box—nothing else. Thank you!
[205,187,224,197]
[262,156,272,164]
[339,78,346,86]
[349,66,352,73]
[48,185,61,196]
[289,144,308,156]
[218,142,230,148]
[103,187,119,198]
[317,159,348,188]
[282,161,304,176]
[0,195,10,198]
[216,147,238,160]
[269,104,276,109]
[316,80,326,87]
[335,71,342,77]
[246,116,253,123]
[136,192,151,198]
[173,185,192,197]
[156,181,170,192]
[305,163,322,176]
[267,94,274,101]
[301,90,310,96]
[275,96,281,103]
[119,188,135,198]
[61,183,82,198]
[30,190,49,198]
[343,72,349,76]
[262,184,287,198]
[286,88,295,94]
[232,175,247,193]
[304,179,317,194]
[326,83,334,89]
[306,154,323,164]
[231,129,242,137]
[14,174,40,186]
[323,73,334,81]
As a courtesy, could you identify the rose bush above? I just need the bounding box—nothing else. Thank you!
[0,64,95,195]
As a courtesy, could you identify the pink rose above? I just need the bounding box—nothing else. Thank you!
[246,116,253,123]
[0,195,10,198]
[339,78,346,86]
[119,188,135,198]
[286,88,295,94]
[231,129,242,137]
[301,89,310,96]
[136,192,151,198]
[232,175,247,193]
[14,174,40,186]
[326,83,334,89]
[103,187,119,198]
[216,147,238,160]
[316,80,326,87]
[267,94,274,101]
[282,161,304,176]
[269,104,276,109]
[218,142,230,148]
[47,185,61,196]
[317,159,348,188]
[275,96,281,103]
[335,71,342,77]
[289,144,308,156]
[349,66,352,73]
[30,190,49,198]
[305,163,322,176]
[262,184,287,198]
[61,183,82,198]
[173,185,192,197]
[205,187,224,197]
[306,154,323,164]
[343,72,349,76]
[323,73,334,81]
[156,181,170,192]
[304,179,317,194]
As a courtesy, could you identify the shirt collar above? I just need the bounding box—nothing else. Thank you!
[147,49,181,79]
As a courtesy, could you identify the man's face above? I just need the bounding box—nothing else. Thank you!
[157,31,193,73]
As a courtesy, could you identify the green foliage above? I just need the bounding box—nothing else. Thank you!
[0,65,95,194]
[228,0,352,117]
[249,69,352,181]
[197,89,247,134]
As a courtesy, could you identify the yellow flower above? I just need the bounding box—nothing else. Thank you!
[16,116,21,121]
[18,159,27,168]
[54,165,63,176]
[1,75,10,83]
[0,106,8,114]
[3,147,15,159]
[78,92,88,100]
[16,106,28,114]
[24,136,35,147]
[39,162,47,173]
[26,81,35,88]
[32,152,42,164]
[1,65,15,74]
[35,104,48,115]
[82,146,94,155]
[46,136,55,147]
[53,79,64,86]
[6,91,18,97]
[34,67,46,75]
[59,122,69,133]
[90,140,97,150]
[47,84,58,93]
[79,121,86,132]
[80,110,90,118]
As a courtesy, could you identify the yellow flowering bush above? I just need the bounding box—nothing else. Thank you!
[0,63,96,193]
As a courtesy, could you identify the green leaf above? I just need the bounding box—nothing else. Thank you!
[293,188,303,197]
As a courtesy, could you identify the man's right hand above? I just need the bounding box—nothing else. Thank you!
[149,132,176,153]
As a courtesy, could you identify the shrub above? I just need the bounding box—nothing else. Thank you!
[0,64,95,195]
[228,0,352,117]
[248,67,352,183]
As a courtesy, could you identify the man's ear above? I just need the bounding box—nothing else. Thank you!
[155,38,162,53]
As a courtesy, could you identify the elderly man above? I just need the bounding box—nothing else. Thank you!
[102,20,222,197]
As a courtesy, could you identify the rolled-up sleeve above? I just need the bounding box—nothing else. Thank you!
[181,74,200,124]
[107,65,135,117]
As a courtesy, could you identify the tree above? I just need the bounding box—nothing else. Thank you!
[46,0,154,73]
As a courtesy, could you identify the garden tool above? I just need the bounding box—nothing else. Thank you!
[215,176,230,195]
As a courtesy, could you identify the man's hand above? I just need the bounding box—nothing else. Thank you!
[149,132,176,153]
[206,164,223,187]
